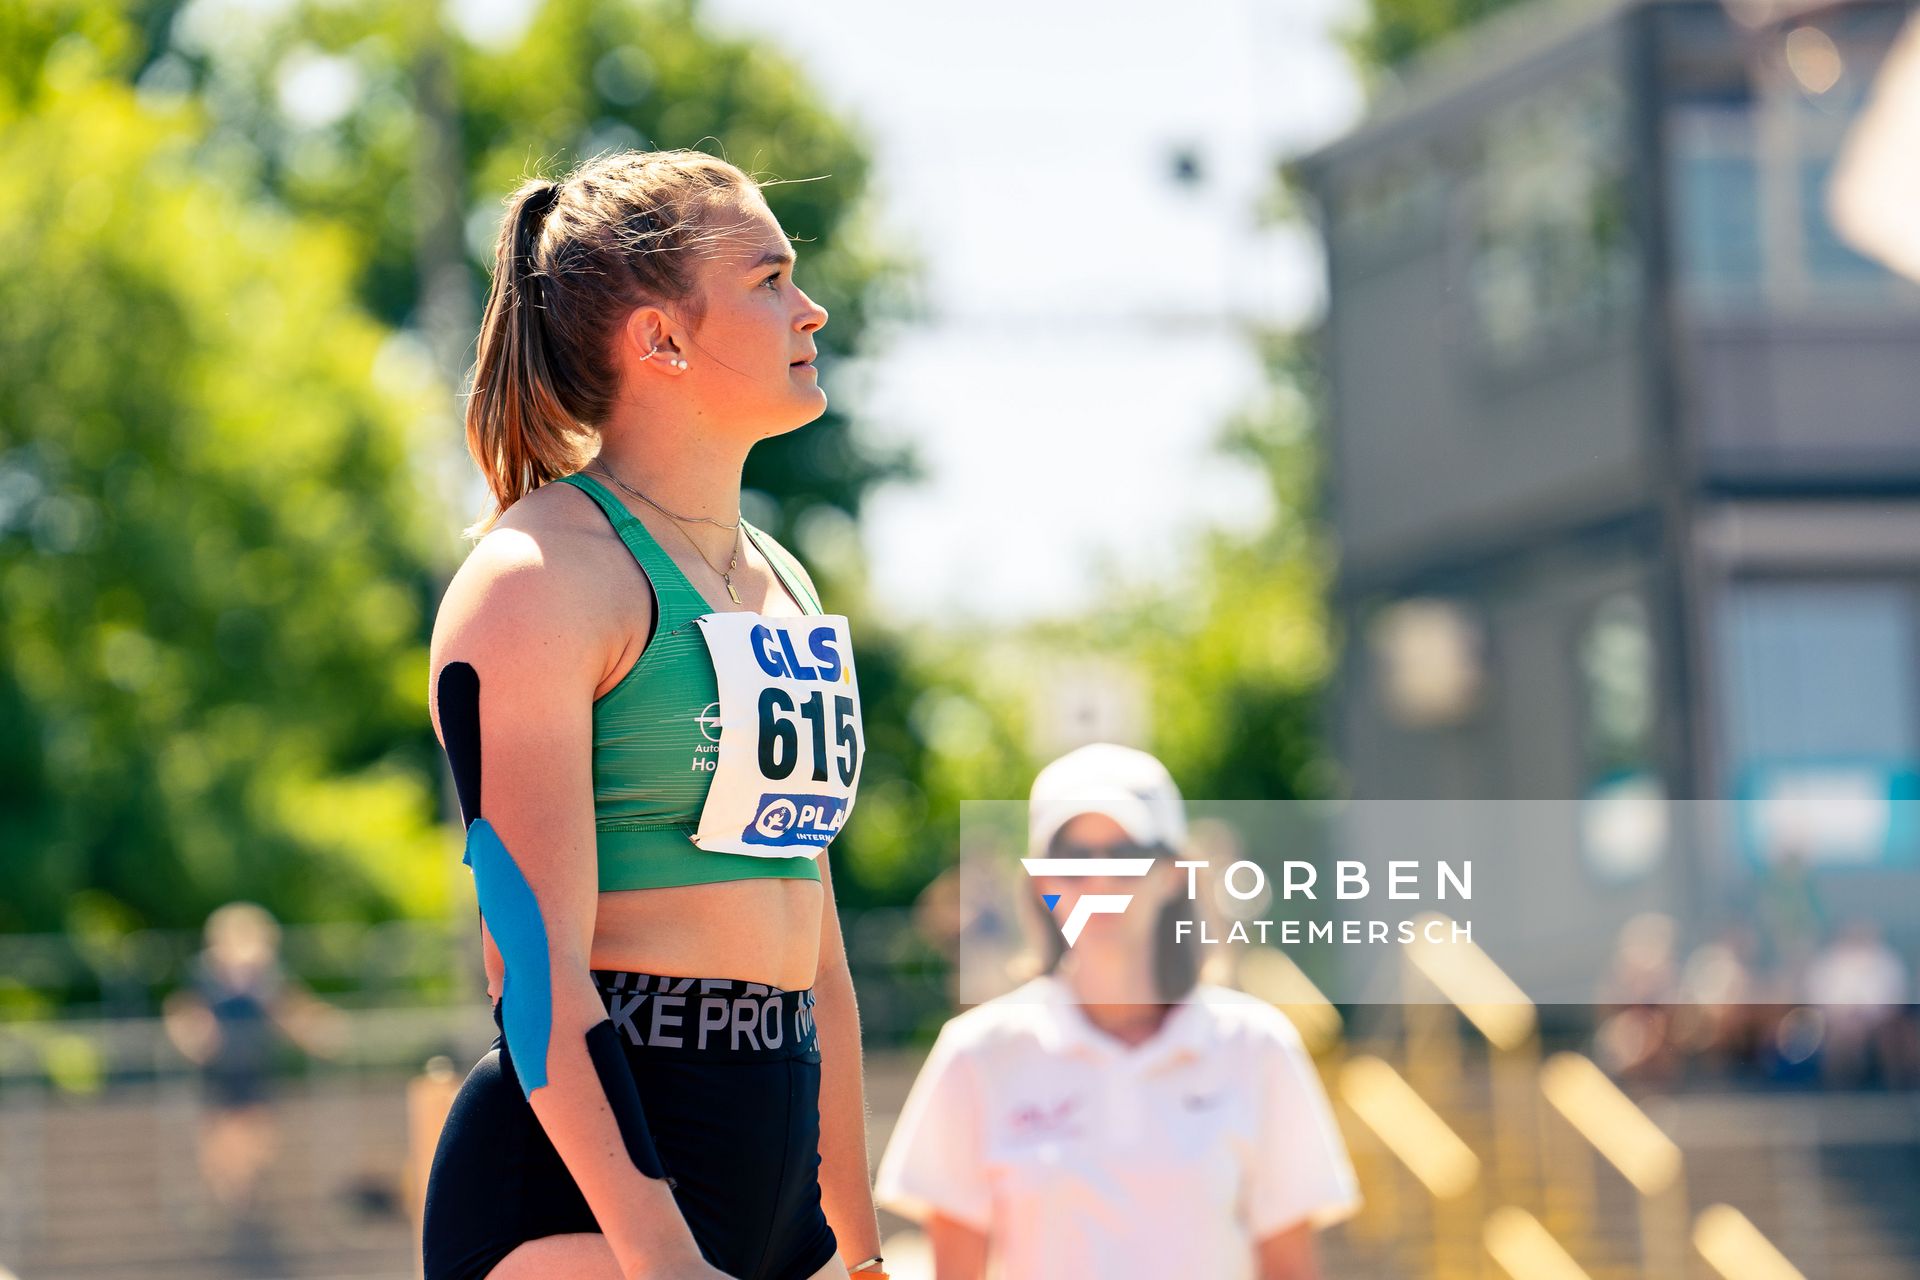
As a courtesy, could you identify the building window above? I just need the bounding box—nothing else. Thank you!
[1465,69,1637,366]
[1578,592,1665,883]
[1668,7,1920,313]
[1717,580,1920,867]
[1581,592,1656,780]
[1675,130,1764,297]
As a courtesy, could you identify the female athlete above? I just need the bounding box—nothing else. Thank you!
[421,150,887,1280]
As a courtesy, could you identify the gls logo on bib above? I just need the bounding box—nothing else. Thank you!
[690,612,864,858]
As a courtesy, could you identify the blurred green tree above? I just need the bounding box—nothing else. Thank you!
[2,0,935,933]
[0,40,452,931]
[1356,0,1534,73]
[1145,333,1335,802]
[133,0,915,530]
[147,0,932,908]
[1138,0,1531,803]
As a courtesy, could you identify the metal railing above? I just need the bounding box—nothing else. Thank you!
[0,907,950,1091]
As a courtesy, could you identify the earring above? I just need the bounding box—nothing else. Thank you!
[642,342,688,370]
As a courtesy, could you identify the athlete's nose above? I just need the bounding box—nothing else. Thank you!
[795,290,827,332]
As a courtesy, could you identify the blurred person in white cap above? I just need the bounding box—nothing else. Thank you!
[874,743,1359,1279]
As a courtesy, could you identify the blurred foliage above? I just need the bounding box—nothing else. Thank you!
[1355,0,1533,74]
[1011,331,1337,807]
[134,0,917,526]
[1,0,1357,948]
[1151,0,1529,803]
[1101,0,1506,805]
[0,0,932,933]
[864,328,1336,857]
[147,0,930,908]
[1146,336,1335,802]
[0,44,450,931]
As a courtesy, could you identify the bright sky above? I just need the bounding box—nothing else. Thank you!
[434,0,1368,622]
[699,0,1367,625]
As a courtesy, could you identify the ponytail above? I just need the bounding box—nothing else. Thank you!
[459,151,762,540]
[462,179,592,539]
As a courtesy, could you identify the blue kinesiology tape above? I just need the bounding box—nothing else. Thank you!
[464,817,554,1098]
[439,659,667,1180]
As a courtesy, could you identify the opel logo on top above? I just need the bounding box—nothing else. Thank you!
[1018,856,1156,946]
[697,702,723,742]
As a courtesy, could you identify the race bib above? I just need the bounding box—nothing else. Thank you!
[690,612,864,858]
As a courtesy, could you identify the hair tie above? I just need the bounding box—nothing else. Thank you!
[524,180,562,222]
[517,182,562,298]
[517,181,562,255]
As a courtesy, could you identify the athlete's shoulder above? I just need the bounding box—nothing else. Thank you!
[431,482,622,694]
[445,480,621,605]
[480,474,618,551]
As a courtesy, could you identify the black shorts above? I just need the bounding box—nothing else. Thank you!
[422,971,837,1280]
[199,1066,272,1112]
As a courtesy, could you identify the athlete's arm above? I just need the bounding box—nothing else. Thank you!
[1254,1222,1322,1280]
[924,1213,990,1280]
[812,846,884,1269]
[776,550,886,1268]
[430,532,719,1279]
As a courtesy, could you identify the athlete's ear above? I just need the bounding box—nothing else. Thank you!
[437,661,482,829]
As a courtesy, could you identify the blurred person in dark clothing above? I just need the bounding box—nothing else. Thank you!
[162,902,344,1218]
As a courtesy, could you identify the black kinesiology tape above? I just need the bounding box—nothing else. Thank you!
[442,660,666,1180]
[437,661,483,830]
[585,1020,671,1183]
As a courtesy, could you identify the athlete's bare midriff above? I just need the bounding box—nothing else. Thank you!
[481,878,825,1006]
[593,878,825,988]
[474,480,830,998]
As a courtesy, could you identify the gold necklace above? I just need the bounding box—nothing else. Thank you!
[586,463,747,603]
[586,463,741,529]
[677,519,745,604]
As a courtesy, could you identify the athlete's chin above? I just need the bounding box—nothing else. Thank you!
[778,394,830,432]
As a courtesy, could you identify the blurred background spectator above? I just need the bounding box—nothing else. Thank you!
[160,902,344,1269]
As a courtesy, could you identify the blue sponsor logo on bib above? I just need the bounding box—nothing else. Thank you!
[742,792,849,848]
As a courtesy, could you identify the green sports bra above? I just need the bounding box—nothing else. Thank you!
[552,471,828,891]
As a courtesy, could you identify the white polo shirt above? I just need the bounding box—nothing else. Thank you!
[875,975,1360,1279]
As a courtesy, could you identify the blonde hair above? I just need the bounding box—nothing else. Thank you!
[462,149,763,539]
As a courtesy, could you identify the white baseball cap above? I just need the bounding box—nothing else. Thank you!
[1028,742,1187,857]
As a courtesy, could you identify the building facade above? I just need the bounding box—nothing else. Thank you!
[1301,0,1920,975]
